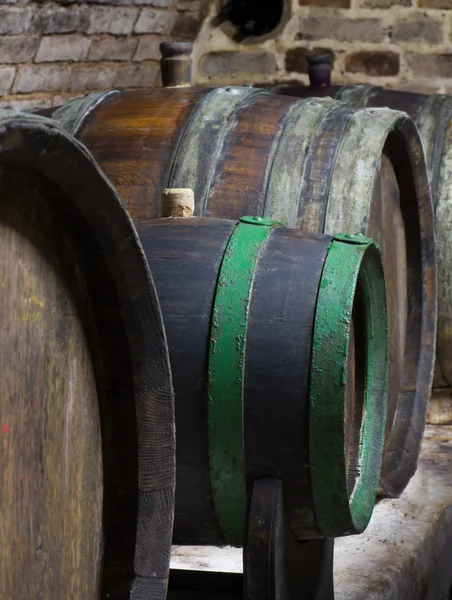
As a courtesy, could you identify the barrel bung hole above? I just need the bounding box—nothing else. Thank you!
[345,288,367,498]
[217,0,287,41]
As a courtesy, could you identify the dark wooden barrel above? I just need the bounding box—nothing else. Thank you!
[39,87,436,498]
[0,110,174,600]
[275,79,449,392]
[135,216,388,545]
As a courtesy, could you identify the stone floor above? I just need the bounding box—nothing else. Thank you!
[169,425,452,600]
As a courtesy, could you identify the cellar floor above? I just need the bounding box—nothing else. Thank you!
[168,424,452,600]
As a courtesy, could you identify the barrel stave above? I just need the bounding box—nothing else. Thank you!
[0,166,103,599]
[138,217,235,545]
[204,92,299,218]
[76,88,209,220]
[278,81,443,400]
[245,227,331,537]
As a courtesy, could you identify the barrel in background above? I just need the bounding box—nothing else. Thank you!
[274,60,449,395]
[40,81,436,498]
[0,111,174,600]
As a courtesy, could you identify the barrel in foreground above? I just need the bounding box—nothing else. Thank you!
[0,111,174,600]
[136,216,387,546]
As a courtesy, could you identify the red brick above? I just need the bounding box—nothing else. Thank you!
[418,0,451,7]
[391,13,443,44]
[345,51,400,76]
[299,0,350,6]
[406,53,452,78]
[360,0,410,5]
[298,17,384,43]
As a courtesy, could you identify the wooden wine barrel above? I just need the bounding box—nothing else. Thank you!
[135,216,388,545]
[0,110,174,600]
[274,76,450,391]
[39,85,436,498]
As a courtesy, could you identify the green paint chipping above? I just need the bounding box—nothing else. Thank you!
[310,233,388,537]
[208,215,282,546]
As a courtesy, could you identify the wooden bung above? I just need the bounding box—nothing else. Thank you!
[0,110,174,599]
[160,41,193,88]
[162,188,195,217]
[37,84,436,498]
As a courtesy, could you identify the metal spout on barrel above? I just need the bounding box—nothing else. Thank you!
[307,53,332,89]
[160,41,193,88]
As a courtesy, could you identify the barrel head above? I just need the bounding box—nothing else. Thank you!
[0,167,103,598]
[0,112,174,599]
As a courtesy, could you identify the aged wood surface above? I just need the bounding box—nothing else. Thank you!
[244,478,335,600]
[0,111,174,599]
[428,389,452,424]
[62,88,208,220]
[41,87,436,497]
[278,83,448,399]
[138,217,386,547]
[244,478,288,600]
[334,87,450,395]
[0,168,103,599]
[168,537,334,599]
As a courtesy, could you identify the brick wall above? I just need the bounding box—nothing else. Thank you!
[0,0,206,110]
[193,0,452,94]
[2,0,450,110]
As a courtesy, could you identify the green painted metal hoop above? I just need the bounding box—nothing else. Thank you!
[310,233,388,537]
[208,216,282,547]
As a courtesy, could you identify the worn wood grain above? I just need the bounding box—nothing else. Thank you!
[39,87,435,498]
[77,88,207,220]
[244,478,335,600]
[0,168,103,600]
[244,478,287,600]
[321,110,408,463]
[277,83,446,402]
[138,218,385,546]
[0,111,174,599]
[167,425,452,600]
[244,226,330,537]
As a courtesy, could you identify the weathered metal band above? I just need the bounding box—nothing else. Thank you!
[324,107,406,236]
[263,96,338,228]
[417,94,452,209]
[310,233,388,537]
[168,87,260,215]
[51,91,120,136]
[333,84,376,108]
[208,215,282,546]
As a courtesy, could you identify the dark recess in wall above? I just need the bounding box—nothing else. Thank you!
[216,0,284,40]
